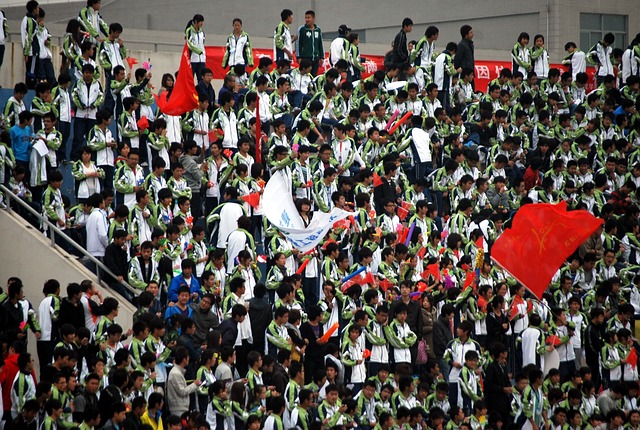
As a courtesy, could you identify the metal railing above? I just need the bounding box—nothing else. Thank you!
[0,184,139,297]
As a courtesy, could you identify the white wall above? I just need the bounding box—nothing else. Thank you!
[0,207,136,370]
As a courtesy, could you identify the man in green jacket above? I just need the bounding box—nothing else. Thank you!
[296,10,324,76]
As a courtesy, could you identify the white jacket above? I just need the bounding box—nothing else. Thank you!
[73,79,104,120]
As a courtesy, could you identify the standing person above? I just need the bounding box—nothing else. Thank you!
[21,0,40,89]
[71,63,104,162]
[274,9,297,62]
[511,32,531,79]
[411,26,439,72]
[37,279,61,372]
[166,347,201,417]
[330,25,351,66]
[433,42,461,112]
[530,34,549,80]
[0,8,7,77]
[85,192,109,260]
[391,18,413,69]
[454,25,475,87]
[185,14,206,85]
[563,42,586,81]
[222,18,254,71]
[587,32,615,84]
[484,343,513,426]
[78,0,108,45]
[296,11,324,76]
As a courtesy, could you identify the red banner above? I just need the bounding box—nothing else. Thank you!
[205,46,598,93]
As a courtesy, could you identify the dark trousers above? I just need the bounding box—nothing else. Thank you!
[26,55,38,89]
[302,276,318,310]
[37,58,57,86]
[191,192,202,220]
[37,340,56,376]
[204,196,218,219]
[0,45,5,75]
[57,121,71,162]
[192,62,206,85]
[71,117,96,161]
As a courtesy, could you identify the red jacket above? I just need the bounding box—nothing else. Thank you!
[523,167,541,191]
[0,353,37,411]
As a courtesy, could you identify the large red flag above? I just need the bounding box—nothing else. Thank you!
[492,202,602,299]
[155,44,199,116]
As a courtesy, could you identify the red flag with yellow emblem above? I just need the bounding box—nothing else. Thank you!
[491,202,602,299]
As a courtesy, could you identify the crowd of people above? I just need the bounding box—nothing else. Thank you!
[1,0,640,429]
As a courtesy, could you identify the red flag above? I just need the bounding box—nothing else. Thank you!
[373,173,383,188]
[478,296,488,312]
[341,279,357,293]
[421,263,441,281]
[628,348,638,369]
[136,116,149,132]
[125,57,138,70]
[491,202,602,300]
[379,279,394,292]
[362,349,372,359]
[154,44,199,116]
[545,335,562,346]
[242,192,261,209]
[417,247,426,259]
[475,236,484,249]
[463,270,476,290]
[509,295,524,321]
[397,206,409,221]
[417,281,427,292]
[255,94,262,164]
[354,271,375,286]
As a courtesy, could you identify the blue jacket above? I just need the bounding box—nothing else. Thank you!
[167,274,201,303]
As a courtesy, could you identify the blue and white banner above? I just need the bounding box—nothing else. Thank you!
[263,171,351,252]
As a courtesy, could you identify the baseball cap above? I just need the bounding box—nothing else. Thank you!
[338,24,352,34]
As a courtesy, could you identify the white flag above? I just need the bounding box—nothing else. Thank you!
[263,171,351,252]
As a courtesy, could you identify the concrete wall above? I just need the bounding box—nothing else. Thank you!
[0,207,136,370]
[0,0,635,87]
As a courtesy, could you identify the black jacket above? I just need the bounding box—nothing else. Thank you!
[484,360,512,421]
[219,318,238,349]
[392,29,409,66]
[373,176,397,212]
[59,298,86,330]
[103,243,129,284]
[433,314,453,358]
[585,321,604,364]
[249,297,272,352]
[454,38,474,71]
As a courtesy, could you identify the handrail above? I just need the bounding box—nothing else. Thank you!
[0,184,139,297]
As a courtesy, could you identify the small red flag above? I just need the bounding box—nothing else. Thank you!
[242,192,261,209]
[125,57,138,70]
[463,270,476,290]
[627,348,638,369]
[379,279,394,292]
[373,173,383,188]
[509,295,524,321]
[492,202,602,300]
[417,247,426,259]
[136,116,149,131]
[478,296,488,312]
[362,349,371,359]
[421,263,441,281]
[154,44,199,116]
[397,206,409,221]
[546,335,562,346]
[341,279,357,293]
[355,271,375,286]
